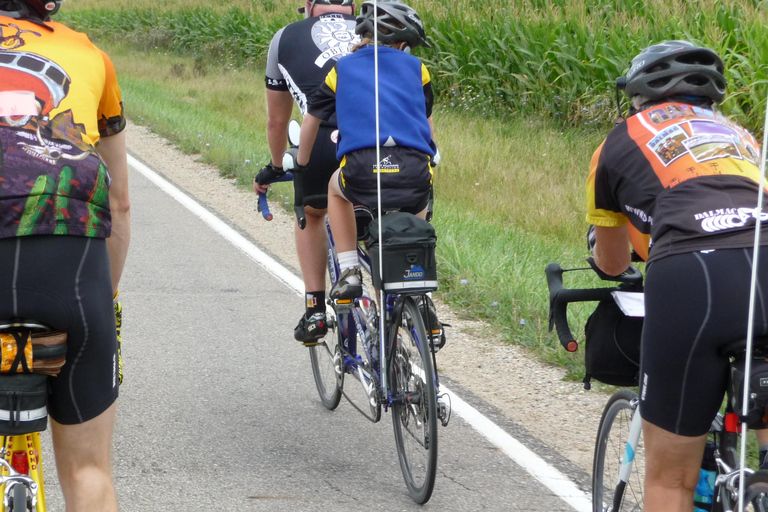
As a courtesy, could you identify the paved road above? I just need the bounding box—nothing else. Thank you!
[44,162,585,511]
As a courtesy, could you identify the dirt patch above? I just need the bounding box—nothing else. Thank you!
[125,120,609,475]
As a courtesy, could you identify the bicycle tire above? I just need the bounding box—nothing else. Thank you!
[391,296,438,504]
[10,483,28,512]
[738,470,768,511]
[593,389,644,512]
[308,312,343,410]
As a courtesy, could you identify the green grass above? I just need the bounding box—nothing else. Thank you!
[59,0,768,134]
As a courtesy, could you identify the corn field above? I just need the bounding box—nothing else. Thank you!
[60,0,768,133]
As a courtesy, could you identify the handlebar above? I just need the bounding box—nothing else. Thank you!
[545,258,642,353]
[257,172,293,221]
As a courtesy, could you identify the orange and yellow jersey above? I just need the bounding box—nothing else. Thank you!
[586,102,765,262]
[0,16,125,239]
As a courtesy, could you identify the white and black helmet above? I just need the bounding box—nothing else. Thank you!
[298,0,354,15]
[355,0,430,49]
[621,40,726,104]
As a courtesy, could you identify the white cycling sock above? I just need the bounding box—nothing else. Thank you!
[338,251,361,284]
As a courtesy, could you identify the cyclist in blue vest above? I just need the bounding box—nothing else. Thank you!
[295,0,435,302]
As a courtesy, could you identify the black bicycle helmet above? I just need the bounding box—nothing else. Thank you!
[355,0,430,49]
[298,0,354,15]
[621,40,726,105]
[0,0,61,20]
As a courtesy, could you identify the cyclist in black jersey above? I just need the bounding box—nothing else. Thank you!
[587,41,768,512]
[0,0,130,509]
[254,0,358,345]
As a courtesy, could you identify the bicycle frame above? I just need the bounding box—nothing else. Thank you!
[324,213,437,415]
[0,433,45,511]
[612,398,643,511]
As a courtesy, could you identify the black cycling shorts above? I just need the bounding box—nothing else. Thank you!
[339,146,431,213]
[0,236,118,425]
[295,124,340,210]
[640,248,768,436]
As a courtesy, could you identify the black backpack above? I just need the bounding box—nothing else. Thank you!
[583,299,643,390]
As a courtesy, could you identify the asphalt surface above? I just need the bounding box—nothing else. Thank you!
[40,163,582,511]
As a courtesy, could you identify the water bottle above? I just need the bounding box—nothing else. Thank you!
[693,441,717,512]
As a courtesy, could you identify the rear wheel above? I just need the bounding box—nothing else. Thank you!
[391,296,438,504]
[593,389,644,512]
[738,470,768,511]
[10,483,28,512]
[308,311,343,410]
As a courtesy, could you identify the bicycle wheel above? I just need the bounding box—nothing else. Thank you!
[308,311,343,410]
[10,483,28,512]
[739,470,768,511]
[390,296,438,504]
[593,389,644,512]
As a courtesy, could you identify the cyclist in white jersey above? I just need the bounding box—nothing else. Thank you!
[254,0,358,345]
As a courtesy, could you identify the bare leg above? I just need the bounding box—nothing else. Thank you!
[327,169,356,254]
[643,420,706,512]
[296,206,328,292]
[51,402,118,512]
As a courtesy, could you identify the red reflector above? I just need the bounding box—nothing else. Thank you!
[318,322,325,328]
[566,341,578,352]
[725,413,742,433]
[11,452,29,475]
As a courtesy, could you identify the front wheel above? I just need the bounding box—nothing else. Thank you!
[593,389,644,512]
[390,296,438,504]
[308,311,343,410]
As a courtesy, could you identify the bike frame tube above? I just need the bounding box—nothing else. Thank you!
[618,403,642,484]
[0,434,46,512]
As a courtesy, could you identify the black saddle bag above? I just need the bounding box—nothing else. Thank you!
[583,299,643,389]
[729,357,768,429]
[368,212,438,294]
[0,373,49,434]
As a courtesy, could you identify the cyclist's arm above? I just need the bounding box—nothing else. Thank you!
[593,225,631,276]
[586,140,631,275]
[299,67,338,166]
[297,114,321,167]
[99,131,131,293]
[266,89,293,167]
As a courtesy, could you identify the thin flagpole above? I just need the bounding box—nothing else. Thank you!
[372,0,388,392]
[738,94,768,511]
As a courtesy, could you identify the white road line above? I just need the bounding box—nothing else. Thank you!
[128,154,593,512]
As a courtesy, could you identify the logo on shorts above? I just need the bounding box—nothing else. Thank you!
[112,354,117,388]
[331,130,339,143]
[373,155,400,173]
[761,378,768,387]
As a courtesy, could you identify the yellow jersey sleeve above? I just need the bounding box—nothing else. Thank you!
[97,50,125,138]
[421,63,431,86]
[586,141,627,227]
[325,67,338,93]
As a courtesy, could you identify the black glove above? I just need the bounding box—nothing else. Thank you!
[254,162,285,186]
[587,225,597,256]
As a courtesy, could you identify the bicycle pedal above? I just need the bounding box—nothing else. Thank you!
[333,298,355,311]
[437,392,451,427]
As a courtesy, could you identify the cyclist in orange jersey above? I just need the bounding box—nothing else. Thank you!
[587,41,768,512]
[0,1,129,510]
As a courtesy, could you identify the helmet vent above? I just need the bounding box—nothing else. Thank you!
[676,53,716,66]
[684,74,710,86]
[648,76,672,88]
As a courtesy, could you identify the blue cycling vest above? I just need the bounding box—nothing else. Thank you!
[335,46,434,160]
